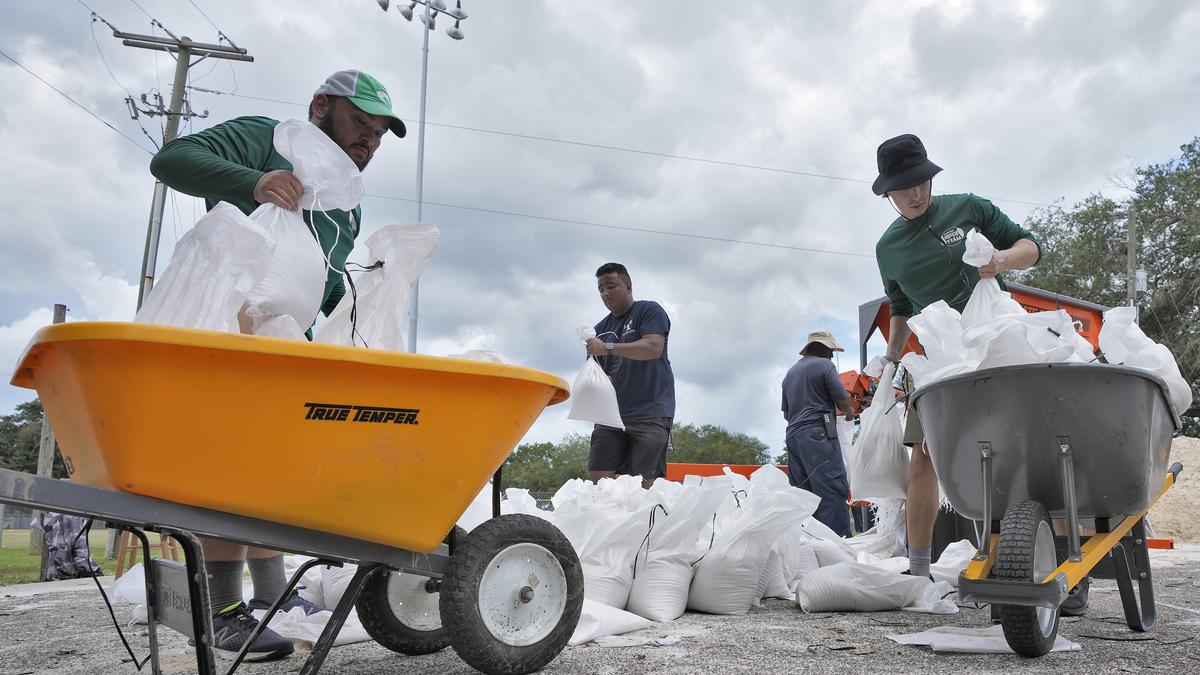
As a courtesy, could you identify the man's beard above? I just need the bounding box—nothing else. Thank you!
[318,113,370,170]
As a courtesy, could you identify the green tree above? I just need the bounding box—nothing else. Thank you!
[0,399,67,478]
[501,433,589,494]
[669,422,770,465]
[1014,137,1200,434]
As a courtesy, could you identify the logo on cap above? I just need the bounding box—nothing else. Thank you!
[376,90,392,107]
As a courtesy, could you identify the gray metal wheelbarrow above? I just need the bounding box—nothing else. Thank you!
[910,362,1184,657]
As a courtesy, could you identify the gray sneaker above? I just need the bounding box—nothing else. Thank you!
[199,602,294,662]
[248,588,328,616]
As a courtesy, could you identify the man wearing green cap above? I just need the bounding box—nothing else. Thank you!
[149,69,405,662]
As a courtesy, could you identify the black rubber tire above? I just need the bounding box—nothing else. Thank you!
[355,526,465,656]
[995,500,1061,657]
[440,514,584,675]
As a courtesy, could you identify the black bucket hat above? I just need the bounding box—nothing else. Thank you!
[871,134,942,195]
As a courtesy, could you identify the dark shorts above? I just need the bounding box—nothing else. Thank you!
[589,418,672,481]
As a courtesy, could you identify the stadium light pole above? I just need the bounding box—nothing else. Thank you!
[376,0,467,352]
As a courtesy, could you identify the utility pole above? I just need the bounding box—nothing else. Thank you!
[92,17,252,558]
[1126,206,1139,321]
[28,305,67,577]
[95,20,254,308]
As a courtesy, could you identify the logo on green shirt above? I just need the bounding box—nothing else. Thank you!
[940,227,965,246]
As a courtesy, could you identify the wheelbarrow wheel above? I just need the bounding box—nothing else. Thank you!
[995,499,1060,657]
[355,526,466,656]
[440,514,583,675]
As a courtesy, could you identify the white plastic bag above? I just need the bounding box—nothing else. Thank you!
[796,561,958,614]
[315,223,442,350]
[1101,307,1194,415]
[848,363,909,501]
[135,202,274,333]
[687,466,817,615]
[567,357,625,430]
[961,228,996,267]
[241,120,364,337]
[552,476,653,608]
[626,480,726,621]
[568,599,655,646]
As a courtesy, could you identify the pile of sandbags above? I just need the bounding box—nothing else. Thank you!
[902,228,1192,413]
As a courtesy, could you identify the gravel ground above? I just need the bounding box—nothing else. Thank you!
[1,546,1197,675]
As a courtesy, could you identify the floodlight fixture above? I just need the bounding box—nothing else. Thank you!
[448,0,468,20]
[446,20,464,39]
[399,1,416,20]
[376,0,390,11]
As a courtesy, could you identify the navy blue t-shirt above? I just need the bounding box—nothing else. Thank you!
[781,356,848,435]
[594,300,676,421]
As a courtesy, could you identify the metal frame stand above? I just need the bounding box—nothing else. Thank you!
[0,468,449,675]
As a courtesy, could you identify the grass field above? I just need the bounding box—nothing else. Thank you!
[0,529,164,585]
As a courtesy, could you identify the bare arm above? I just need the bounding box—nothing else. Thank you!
[584,334,665,361]
[835,397,855,421]
[979,238,1039,279]
[885,315,912,364]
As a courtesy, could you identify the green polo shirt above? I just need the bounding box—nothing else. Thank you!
[149,116,358,318]
[875,193,1041,318]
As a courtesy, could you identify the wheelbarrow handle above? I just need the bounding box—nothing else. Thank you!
[1168,462,1183,479]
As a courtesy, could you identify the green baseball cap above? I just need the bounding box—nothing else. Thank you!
[314,70,406,138]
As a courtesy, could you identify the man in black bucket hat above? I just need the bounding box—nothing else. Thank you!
[869,134,1072,602]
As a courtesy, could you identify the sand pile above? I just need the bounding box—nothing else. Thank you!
[1148,435,1198,543]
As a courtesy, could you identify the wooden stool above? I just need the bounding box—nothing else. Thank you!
[114,530,183,579]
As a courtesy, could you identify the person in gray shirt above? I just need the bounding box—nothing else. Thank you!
[781,330,856,536]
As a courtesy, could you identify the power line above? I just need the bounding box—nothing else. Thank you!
[364,192,876,259]
[184,86,1051,209]
[187,0,221,33]
[0,46,154,154]
[87,13,160,150]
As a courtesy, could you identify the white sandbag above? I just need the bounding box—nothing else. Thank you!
[1098,306,1156,364]
[627,481,726,621]
[836,418,855,484]
[971,309,1080,369]
[501,488,549,517]
[568,599,655,646]
[795,561,957,614]
[567,357,625,430]
[807,536,856,567]
[241,120,363,336]
[1100,306,1194,415]
[907,301,972,364]
[687,466,817,615]
[961,228,996,267]
[135,202,273,333]
[553,476,654,609]
[848,363,909,501]
[457,482,496,533]
[252,314,308,341]
[315,223,442,350]
[959,277,1025,338]
[930,539,976,588]
[239,202,327,335]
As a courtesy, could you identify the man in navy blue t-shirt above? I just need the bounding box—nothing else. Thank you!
[781,329,856,536]
[584,262,676,487]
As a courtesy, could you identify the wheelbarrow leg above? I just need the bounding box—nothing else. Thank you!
[161,528,216,675]
[974,442,995,562]
[300,563,379,675]
[127,527,163,675]
[1055,436,1082,563]
[1109,518,1157,632]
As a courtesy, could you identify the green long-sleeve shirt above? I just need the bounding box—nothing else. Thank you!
[149,116,359,317]
[875,193,1041,318]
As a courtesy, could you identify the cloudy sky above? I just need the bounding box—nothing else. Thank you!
[2,1,1199,453]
